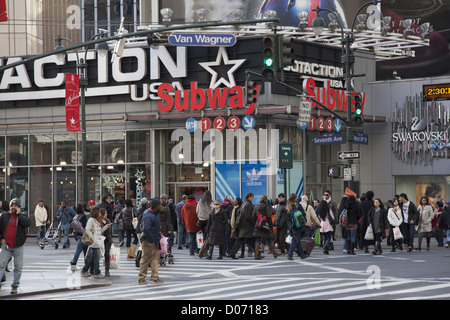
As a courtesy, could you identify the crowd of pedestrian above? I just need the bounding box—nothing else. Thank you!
[0,188,448,292]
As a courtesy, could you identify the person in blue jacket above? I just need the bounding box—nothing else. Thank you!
[56,201,76,248]
[138,198,163,285]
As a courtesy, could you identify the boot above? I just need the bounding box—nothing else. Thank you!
[349,242,356,255]
[206,245,213,260]
[105,260,110,277]
[372,243,379,255]
[417,235,422,251]
[260,244,265,254]
[254,243,263,260]
[323,242,329,255]
[426,237,430,251]
[269,243,278,258]
[130,244,138,258]
[346,240,351,254]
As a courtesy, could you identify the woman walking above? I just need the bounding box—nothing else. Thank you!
[99,207,112,276]
[81,207,109,279]
[196,191,213,236]
[206,200,227,259]
[368,198,387,255]
[417,196,434,251]
[344,195,361,255]
[229,193,255,259]
[252,195,278,260]
[317,200,335,255]
[387,197,403,252]
[286,193,306,260]
[120,199,138,259]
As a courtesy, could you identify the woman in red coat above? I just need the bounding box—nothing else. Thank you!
[181,195,200,256]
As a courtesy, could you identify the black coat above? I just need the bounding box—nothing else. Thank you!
[206,207,227,245]
[0,212,31,247]
[237,200,254,239]
[252,203,274,239]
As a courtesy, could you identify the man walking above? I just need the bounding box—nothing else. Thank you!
[0,198,31,294]
[138,198,163,285]
[399,193,419,252]
[56,201,76,248]
[34,200,48,244]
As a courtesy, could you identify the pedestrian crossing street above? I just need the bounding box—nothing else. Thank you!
[19,247,450,300]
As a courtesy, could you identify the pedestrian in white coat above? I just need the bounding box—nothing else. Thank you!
[387,197,403,252]
[417,196,434,251]
[34,201,48,243]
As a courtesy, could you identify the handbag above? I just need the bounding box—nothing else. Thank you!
[196,231,204,248]
[393,226,403,240]
[364,224,374,240]
[109,244,120,269]
[159,234,169,255]
[82,230,93,246]
[255,214,271,233]
[314,228,321,246]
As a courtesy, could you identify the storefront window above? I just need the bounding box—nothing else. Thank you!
[78,165,101,203]
[7,136,28,166]
[127,130,150,163]
[30,135,52,165]
[55,166,76,207]
[102,164,125,201]
[54,133,77,166]
[30,167,52,233]
[79,132,101,164]
[0,167,5,201]
[0,137,5,167]
[102,131,125,164]
[127,164,151,205]
[9,167,28,215]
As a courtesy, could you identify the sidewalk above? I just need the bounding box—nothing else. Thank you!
[0,270,112,299]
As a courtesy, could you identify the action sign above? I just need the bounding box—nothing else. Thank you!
[168,33,237,47]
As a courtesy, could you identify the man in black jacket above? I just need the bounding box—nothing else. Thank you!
[0,198,31,294]
[399,193,419,252]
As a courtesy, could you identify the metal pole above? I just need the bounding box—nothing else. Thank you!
[79,58,88,203]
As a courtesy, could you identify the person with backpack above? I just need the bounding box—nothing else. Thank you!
[287,193,307,260]
[70,204,89,270]
[343,195,360,255]
[252,195,277,260]
[119,199,138,259]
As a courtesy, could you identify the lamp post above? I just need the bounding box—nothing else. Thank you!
[311,0,381,193]
[54,32,109,203]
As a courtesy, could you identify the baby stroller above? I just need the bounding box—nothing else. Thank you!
[38,219,62,250]
[159,233,174,267]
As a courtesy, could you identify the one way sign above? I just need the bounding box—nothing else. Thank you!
[337,151,360,160]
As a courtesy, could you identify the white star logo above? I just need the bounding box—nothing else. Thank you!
[199,47,246,89]
[70,117,76,125]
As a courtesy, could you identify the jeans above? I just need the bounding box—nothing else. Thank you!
[71,235,87,265]
[36,226,46,242]
[0,243,24,288]
[287,228,305,259]
[446,229,450,244]
[177,221,186,247]
[62,223,71,246]
[188,232,198,255]
[346,228,357,244]
[82,247,101,275]
[125,229,138,247]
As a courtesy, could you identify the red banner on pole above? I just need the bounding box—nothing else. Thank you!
[65,73,81,132]
[0,0,7,22]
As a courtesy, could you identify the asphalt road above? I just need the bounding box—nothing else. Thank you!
[3,236,450,303]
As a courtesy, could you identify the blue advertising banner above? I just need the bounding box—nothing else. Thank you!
[241,161,267,204]
[215,162,240,201]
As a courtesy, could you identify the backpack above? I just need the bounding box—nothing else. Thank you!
[292,209,307,229]
[70,215,84,234]
[339,209,348,228]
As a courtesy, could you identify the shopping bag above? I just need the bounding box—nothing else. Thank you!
[314,228,321,246]
[364,224,374,240]
[393,226,403,240]
[196,231,204,248]
[109,244,120,269]
[159,235,169,255]
[285,235,292,244]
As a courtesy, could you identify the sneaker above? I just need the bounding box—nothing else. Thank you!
[138,279,148,285]
[287,256,294,260]
[93,274,105,279]
[150,278,164,285]
[81,272,90,278]
[119,241,124,247]
[10,286,18,294]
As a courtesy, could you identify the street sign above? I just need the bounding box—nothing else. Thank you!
[168,33,237,47]
[200,117,211,131]
[242,115,255,130]
[298,100,312,122]
[338,151,360,160]
[279,143,293,169]
[186,118,197,132]
[334,118,342,132]
[313,133,344,145]
[343,168,352,181]
[353,132,368,144]
[327,165,340,178]
[227,116,240,130]
[213,117,225,131]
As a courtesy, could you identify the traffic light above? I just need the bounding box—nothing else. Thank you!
[262,36,277,82]
[327,165,341,178]
[245,80,258,105]
[352,92,364,126]
[280,36,294,69]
